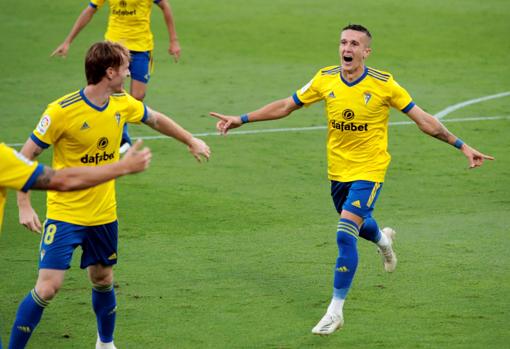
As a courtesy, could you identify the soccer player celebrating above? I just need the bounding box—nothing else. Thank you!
[52,0,182,151]
[0,140,151,349]
[9,41,209,349]
[210,24,493,336]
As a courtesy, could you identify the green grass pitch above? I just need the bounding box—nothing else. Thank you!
[1,0,509,348]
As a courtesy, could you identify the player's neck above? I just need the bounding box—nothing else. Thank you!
[341,65,365,83]
[83,84,111,108]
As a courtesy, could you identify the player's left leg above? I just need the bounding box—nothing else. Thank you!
[81,221,118,349]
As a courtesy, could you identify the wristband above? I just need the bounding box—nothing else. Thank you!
[453,139,464,149]
[240,114,249,124]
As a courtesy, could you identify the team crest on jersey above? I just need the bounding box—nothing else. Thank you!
[119,0,127,7]
[363,92,372,105]
[115,112,121,125]
[36,115,51,135]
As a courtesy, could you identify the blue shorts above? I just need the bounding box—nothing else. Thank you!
[39,219,118,270]
[129,51,152,83]
[331,180,383,218]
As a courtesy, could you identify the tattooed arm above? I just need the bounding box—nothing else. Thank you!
[31,139,151,191]
[406,105,494,168]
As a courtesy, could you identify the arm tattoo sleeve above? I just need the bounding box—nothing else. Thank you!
[32,166,55,190]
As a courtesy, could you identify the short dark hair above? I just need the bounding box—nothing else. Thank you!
[85,41,130,85]
[342,24,372,40]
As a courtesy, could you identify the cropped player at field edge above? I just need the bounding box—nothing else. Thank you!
[9,41,209,349]
[210,24,493,336]
[0,140,151,349]
[52,0,181,152]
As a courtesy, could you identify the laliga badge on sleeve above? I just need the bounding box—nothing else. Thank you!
[37,115,51,135]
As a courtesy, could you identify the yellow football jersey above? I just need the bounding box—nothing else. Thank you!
[31,89,147,226]
[294,65,414,183]
[90,0,159,52]
[0,143,43,230]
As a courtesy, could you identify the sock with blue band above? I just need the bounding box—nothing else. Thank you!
[92,284,117,343]
[8,289,48,349]
[331,218,359,313]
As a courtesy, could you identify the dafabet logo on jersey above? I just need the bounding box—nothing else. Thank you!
[330,109,368,132]
[113,0,136,16]
[81,137,114,164]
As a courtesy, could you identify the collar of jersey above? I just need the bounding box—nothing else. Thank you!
[79,88,110,112]
[340,66,368,87]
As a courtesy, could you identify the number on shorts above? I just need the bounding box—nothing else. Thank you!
[43,224,57,245]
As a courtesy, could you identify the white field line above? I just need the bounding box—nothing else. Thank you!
[434,91,510,119]
[4,92,510,147]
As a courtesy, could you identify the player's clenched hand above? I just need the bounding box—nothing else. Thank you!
[209,112,242,135]
[188,137,210,162]
[19,205,42,234]
[51,42,70,58]
[461,144,494,169]
[121,139,152,174]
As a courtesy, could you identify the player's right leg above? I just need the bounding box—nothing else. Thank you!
[9,219,83,348]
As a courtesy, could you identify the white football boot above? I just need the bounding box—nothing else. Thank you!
[378,227,397,272]
[311,312,344,335]
[96,336,117,349]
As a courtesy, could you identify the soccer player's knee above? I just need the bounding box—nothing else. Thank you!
[35,282,60,301]
[91,274,113,287]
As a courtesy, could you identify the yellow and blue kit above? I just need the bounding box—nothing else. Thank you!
[89,0,162,52]
[30,89,147,226]
[0,143,44,230]
[293,65,415,183]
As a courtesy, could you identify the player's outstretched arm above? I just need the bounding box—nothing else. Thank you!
[210,96,301,135]
[32,140,151,192]
[406,105,494,168]
[51,5,97,57]
[157,0,181,62]
[143,107,210,162]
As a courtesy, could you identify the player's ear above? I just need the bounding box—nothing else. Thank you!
[105,67,114,80]
[363,47,372,59]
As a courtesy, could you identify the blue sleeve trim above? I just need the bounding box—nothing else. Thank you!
[402,101,415,113]
[292,93,304,106]
[153,0,162,3]
[89,2,98,8]
[21,164,44,192]
[30,133,50,149]
[141,104,149,123]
